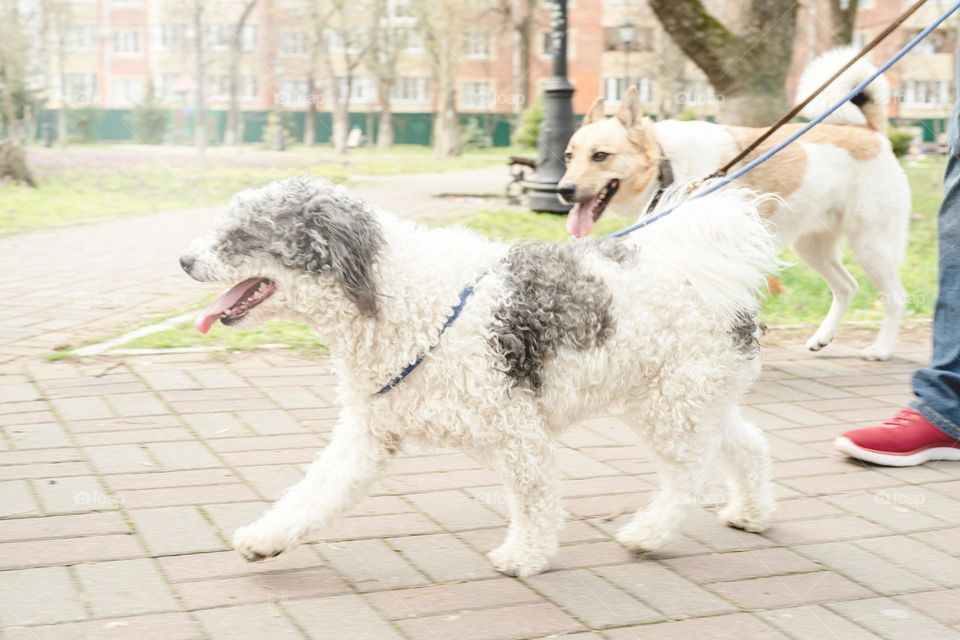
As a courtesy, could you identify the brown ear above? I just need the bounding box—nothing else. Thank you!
[582,97,605,125]
[615,86,640,129]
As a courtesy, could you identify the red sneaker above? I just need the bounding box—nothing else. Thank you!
[835,408,960,467]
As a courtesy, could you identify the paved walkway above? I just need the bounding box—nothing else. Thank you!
[0,166,510,362]
[2,182,960,639]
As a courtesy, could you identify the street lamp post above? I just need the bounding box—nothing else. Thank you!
[525,0,575,213]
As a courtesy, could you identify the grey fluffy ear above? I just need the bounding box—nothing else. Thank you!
[300,193,385,316]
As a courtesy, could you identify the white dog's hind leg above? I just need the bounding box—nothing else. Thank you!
[617,412,721,553]
[485,435,563,577]
[848,233,907,361]
[233,419,391,562]
[793,232,859,352]
[717,403,774,532]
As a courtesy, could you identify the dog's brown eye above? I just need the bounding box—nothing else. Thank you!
[563,152,572,163]
[592,152,609,162]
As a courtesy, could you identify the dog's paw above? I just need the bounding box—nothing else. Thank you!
[487,544,552,577]
[615,523,672,553]
[860,344,892,361]
[805,332,834,352]
[233,519,299,562]
[718,503,772,533]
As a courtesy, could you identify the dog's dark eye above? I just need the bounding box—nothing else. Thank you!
[592,152,610,162]
[563,152,572,163]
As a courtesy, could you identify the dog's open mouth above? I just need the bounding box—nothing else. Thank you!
[194,277,276,334]
[566,179,620,237]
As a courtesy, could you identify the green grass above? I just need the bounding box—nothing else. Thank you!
[1,146,510,234]
[56,155,945,356]
[760,156,943,325]
[121,317,326,353]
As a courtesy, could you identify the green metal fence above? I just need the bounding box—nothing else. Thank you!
[34,109,517,147]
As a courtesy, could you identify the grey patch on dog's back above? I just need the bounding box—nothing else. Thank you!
[730,310,761,357]
[489,239,621,393]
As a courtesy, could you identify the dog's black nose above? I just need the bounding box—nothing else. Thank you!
[179,254,195,272]
[557,182,577,200]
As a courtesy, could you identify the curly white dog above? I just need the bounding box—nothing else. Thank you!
[180,176,779,577]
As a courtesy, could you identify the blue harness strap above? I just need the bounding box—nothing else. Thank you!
[374,278,482,396]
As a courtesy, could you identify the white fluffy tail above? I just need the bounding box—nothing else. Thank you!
[796,46,890,134]
[635,186,781,324]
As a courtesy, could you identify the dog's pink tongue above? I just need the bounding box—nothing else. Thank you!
[566,199,598,237]
[194,278,260,334]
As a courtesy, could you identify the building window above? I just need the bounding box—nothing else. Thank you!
[277,80,311,106]
[280,30,308,57]
[327,28,368,53]
[64,25,97,51]
[394,27,422,52]
[151,73,178,99]
[461,80,492,109]
[62,73,97,103]
[677,82,716,106]
[391,76,430,102]
[206,75,258,101]
[337,76,375,103]
[908,29,953,54]
[150,24,188,51]
[603,26,653,52]
[113,78,144,106]
[603,76,652,103]
[464,32,491,59]
[902,79,951,107]
[113,29,140,54]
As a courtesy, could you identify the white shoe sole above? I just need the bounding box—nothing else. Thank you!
[834,436,960,467]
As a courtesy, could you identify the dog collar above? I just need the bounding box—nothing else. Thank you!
[374,276,484,396]
[644,146,675,215]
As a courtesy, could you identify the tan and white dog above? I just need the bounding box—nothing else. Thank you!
[558,48,911,360]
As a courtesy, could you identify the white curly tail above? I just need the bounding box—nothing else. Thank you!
[632,186,781,325]
[795,46,890,134]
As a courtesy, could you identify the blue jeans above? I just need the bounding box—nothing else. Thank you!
[911,103,960,440]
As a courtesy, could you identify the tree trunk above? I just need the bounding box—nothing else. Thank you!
[829,0,858,46]
[649,0,798,126]
[434,85,460,156]
[516,14,532,110]
[193,1,207,153]
[0,140,37,186]
[57,107,68,147]
[377,82,393,148]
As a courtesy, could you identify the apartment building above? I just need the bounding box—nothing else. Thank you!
[39,0,958,143]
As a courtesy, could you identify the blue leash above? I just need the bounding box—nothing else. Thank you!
[374,1,959,396]
[611,0,960,239]
[374,278,482,396]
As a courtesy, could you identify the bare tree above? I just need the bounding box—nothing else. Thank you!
[413,0,467,156]
[493,0,537,110]
[191,0,208,153]
[304,0,332,146]
[368,0,401,148]
[649,0,799,125]
[0,0,38,184]
[322,0,372,154]
[224,0,257,145]
[41,0,71,147]
[829,0,859,46]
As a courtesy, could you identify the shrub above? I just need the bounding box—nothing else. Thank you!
[888,126,913,157]
[129,85,168,144]
[515,99,542,148]
[68,107,99,143]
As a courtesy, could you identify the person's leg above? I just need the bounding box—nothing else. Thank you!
[911,102,960,439]
[836,102,960,466]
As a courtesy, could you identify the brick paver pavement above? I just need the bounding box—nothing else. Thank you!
[1,339,959,639]
[3,185,960,638]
